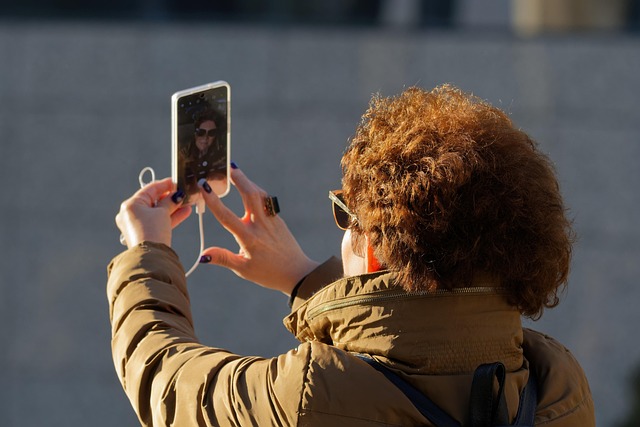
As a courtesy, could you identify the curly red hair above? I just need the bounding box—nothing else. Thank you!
[341,85,574,318]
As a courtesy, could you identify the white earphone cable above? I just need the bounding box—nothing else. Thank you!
[185,199,206,277]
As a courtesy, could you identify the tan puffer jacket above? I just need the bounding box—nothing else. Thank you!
[107,242,595,426]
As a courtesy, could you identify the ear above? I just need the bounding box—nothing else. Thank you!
[365,236,382,273]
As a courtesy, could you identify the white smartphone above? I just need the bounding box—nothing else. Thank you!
[172,81,231,204]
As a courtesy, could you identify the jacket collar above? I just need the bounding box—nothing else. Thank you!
[284,271,524,374]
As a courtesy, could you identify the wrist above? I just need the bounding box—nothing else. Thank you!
[125,232,171,249]
[283,258,320,296]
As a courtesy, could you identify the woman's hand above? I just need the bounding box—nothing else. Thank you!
[198,167,319,295]
[116,178,192,249]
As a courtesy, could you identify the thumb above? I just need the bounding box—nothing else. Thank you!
[200,247,247,272]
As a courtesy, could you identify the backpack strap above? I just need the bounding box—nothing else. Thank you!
[468,362,509,427]
[355,354,461,427]
[467,362,539,427]
[356,355,538,427]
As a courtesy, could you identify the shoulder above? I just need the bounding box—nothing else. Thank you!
[287,341,425,425]
[523,328,595,426]
[522,328,587,384]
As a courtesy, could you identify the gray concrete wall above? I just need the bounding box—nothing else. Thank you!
[1,21,639,426]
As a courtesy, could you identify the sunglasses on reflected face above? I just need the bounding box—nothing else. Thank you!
[195,128,217,137]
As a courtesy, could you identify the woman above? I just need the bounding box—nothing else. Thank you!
[109,85,595,426]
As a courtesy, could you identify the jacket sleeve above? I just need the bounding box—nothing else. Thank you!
[107,242,308,427]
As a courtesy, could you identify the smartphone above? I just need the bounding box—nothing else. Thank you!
[172,81,230,204]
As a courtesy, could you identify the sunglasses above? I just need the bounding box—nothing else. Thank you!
[329,190,357,230]
[195,128,217,137]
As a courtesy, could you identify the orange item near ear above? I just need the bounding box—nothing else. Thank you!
[367,244,382,273]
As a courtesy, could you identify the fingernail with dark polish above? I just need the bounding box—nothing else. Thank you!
[171,190,185,204]
[198,178,212,194]
[230,161,238,169]
[200,255,211,264]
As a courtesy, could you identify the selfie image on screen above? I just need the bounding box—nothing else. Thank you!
[177,86,228,201]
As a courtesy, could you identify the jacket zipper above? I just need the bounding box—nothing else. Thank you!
[306,287,505,321]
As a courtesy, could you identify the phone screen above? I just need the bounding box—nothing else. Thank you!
[172,82,230,204]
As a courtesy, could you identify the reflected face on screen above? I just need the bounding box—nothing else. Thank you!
[195,120,217,153]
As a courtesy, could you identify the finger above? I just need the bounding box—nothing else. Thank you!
[133,177,175,206]
[229,167,268,216]
[198,181,246,236]
[156,188,188,215]
[170,205,192,229]
[200,246,248,272]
